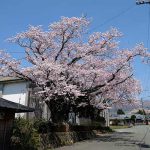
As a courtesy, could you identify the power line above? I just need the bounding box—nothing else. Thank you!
[144,6,150,94]
[17,57,26,61]
[89,4,135,33]
[146,5,150,48]
[136,0,150,5]
[5,51,25,54]
[136,1,150,98]
[138,4,150,97]
[5,5,135,55]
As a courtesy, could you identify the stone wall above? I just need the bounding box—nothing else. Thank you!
[39,131,96,150]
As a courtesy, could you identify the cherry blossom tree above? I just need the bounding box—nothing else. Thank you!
[0,17,149,122]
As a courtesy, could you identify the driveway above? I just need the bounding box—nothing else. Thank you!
[54,125,150,150]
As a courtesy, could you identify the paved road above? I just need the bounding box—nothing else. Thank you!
[55,125,150,150]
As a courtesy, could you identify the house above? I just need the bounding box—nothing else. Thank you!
[109,112,145,126]
[0,77,49,120]
[109,114,130,126]
[0,77,30,118]
[75,106,110,127]
[0,97,34,150]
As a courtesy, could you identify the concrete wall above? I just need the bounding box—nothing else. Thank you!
[77,117,92,125]
[100,109,110,127]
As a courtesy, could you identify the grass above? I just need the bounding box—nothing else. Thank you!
[110,125,129,130]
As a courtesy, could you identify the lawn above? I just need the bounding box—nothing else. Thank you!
[110,125,129,130]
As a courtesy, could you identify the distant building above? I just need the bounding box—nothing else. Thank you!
[74,107,110,127]
[109,113,145,125]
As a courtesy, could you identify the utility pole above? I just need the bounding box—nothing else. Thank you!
[136,0,150,5]
[141,98,144,115]
[136,0,150,122]
[141,98,148,124]
[141,98,145,124]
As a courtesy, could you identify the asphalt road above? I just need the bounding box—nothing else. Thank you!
[55,125,150,150]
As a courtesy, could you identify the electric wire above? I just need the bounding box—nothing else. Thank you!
[7,51,25,54]
[115,127,150,150]
[103,126,150,150]
[142,5,150,100]
[4,4,136,55]
[138,127,150,150]
[145,5,150,97]
[146,5,150,48]
[89,4,136,33]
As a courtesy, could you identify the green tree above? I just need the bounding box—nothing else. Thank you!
[136,109,146,115]
[117,109,125,115]
[131,115,136,123]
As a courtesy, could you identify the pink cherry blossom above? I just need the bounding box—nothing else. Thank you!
[0,17,149,110]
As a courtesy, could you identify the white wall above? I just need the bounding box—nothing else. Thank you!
[2,82,28,106]
[2,82,28,117]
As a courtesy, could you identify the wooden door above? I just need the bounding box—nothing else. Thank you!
[0,112,14,150]
[0,119,8,150]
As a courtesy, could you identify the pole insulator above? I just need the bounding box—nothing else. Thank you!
[136,0,150,5]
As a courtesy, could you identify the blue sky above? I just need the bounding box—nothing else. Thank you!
[0,0,150,99]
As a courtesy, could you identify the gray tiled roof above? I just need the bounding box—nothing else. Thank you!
[0,98,34,113]
[0,76,22,82]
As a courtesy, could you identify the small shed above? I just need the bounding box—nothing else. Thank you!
[0,98,34,150]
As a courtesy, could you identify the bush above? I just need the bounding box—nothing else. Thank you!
[33,119,52,133]
[69,124,113,132]
[131,115,136,122]
[32,119,112,133]
[94,116,106,123]
[70,125,92,131]
[52,123,70,132]
[11,118,40,150]
[10,118,112,150]
[33,120,70,133]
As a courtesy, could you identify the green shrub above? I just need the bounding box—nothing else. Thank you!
[94,116,105,122]
[69,124,112,132]
[70,125,92,131]
[33,119,52,133]
[10,118,112,150]
[52,123,70,132]
[33,120,71,133]
[11,118,40,150]
[131,115,136,122]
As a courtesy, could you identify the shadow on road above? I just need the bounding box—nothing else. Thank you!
[139,143,150,148]
[88,131,150,149]
[94,132,134,142]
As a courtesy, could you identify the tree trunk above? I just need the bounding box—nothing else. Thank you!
[45,99,70,123]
